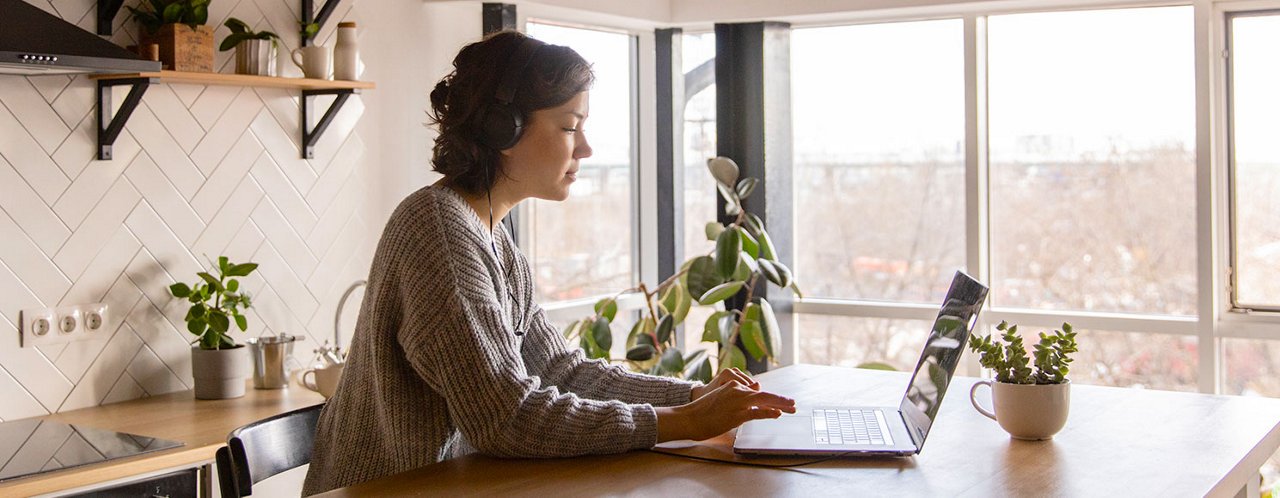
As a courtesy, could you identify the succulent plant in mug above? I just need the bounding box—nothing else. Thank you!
[169,256,258,350]
[967,321,1079,384]
[563,157,803,382]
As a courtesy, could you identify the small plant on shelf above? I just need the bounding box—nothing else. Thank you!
[127,0,210,34]
[127,0,214,72]
[967,321,1078,384]
[219,17,280,52]
[562,156,802,382]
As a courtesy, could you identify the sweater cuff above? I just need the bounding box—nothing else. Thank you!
[655,379,699,407]
[629,404,659,449]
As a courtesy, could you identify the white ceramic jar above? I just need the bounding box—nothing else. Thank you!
[333,21,359,81]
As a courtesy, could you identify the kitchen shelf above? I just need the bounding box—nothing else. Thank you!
[89,71,375,159]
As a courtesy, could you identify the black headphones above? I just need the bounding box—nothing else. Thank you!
[479,37,543,150]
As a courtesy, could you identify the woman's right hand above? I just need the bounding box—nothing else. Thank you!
[655,383,796,442]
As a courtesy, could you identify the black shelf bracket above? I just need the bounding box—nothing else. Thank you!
[300,0,342,47]
[97,77,153,160]
[301,88,356,159]
[97,0,127,35]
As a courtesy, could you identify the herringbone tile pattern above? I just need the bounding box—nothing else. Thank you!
[0,0,374,419]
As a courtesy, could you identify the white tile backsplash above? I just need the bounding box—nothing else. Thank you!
[0,0,375,417]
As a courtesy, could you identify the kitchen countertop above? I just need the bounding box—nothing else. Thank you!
[0,380,324,496]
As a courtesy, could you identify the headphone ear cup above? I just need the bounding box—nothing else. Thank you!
[480,103,525,150]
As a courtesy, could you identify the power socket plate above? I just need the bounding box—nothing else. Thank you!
[21,303,110,348]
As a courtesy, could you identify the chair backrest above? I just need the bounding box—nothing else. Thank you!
[216,403,324,497]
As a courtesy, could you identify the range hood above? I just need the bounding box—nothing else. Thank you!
[0,0,160,75]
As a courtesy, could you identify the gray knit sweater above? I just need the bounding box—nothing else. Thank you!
[301,184,697,495]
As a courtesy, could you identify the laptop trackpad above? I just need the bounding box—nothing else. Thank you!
[752,414,813,435]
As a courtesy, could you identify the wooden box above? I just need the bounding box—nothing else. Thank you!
[141,24,213,72]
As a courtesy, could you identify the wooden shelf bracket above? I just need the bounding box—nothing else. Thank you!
[96,77,153,160]
[301,88,357,159]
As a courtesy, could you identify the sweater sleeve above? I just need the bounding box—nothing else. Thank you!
[392,202,658,458]
[521,306,698,408]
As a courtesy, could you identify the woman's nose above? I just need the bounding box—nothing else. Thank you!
[574,133,593,159]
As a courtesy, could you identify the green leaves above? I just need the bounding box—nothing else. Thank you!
[698,281,744,305]
[707,156,740,188]
[967,321,1078,385]
[715,228,740,278]
[684,256,723,300]
[171,257,258,350]
[592,317,612,351]
[594,298,618,322]
[659,284,691,326]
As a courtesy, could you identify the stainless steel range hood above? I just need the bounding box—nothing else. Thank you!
[0,0,161,75]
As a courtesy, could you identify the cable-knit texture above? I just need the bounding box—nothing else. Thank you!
[301,185,697,495]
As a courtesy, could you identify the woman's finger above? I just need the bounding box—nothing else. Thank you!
[746,407,783,420]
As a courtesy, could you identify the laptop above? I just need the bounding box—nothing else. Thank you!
[734,270,989,457]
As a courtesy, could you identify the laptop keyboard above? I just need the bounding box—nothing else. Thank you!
[812,409,893,446]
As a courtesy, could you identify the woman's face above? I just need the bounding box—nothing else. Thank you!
[499,91,593,202]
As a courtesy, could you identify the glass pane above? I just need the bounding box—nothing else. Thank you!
[792,20,966,304]
[797,314,933,372]
[1228,13,1280,308]
[683,31,717,262]
[526,23,634,301]
[988,7,1196,315]
[983,325,1198,392]
[1223,338,1280,491]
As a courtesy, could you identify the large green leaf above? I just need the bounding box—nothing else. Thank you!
[758,298,782,361]
[740,319,767,361]
[705,222,725,241]
[162,3,183,23]
[707,156,740,188]
[733,256,753,281]
[685,256,723,299]
[698,281,744,305]
[186,318,206,336]
[627,317,656,349]
[224,17,251,34]
[208,312,230,334]
[656,314,674,344]
[702,311,731,343]
[169,282,191,298]
[758,259,783,287]
[592,317,612,351]
[756,229,778,261]
[659,347,685,374]
[736,177,759,199]
[233,313,248,332]
[719,344,747,372]
[744,213,765,236]
[686,356,713,382]
[594,298,618,322]
[715,229,740,279]
[737,227,759,259]
[717,313,736,345]
[227,263,258,277]
[218,255,230,274]
[198,272,223,292]
[226,279,239,293]
[660,284,691,326]
[626,345,656,361]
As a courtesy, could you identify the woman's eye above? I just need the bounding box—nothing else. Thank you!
[564,127,581,134]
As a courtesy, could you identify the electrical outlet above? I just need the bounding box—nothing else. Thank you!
[56,306,80,335]
[83,303,109,333]
[20,308,55,348]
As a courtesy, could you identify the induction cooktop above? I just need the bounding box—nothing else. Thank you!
[0,418,184,482]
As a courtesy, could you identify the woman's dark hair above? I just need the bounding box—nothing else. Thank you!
[429,30,594,194]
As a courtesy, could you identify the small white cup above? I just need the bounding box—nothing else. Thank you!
[300,363,344,398]
[970,379,1071,440]
[291,45,332,80]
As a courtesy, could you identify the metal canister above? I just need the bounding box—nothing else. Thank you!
[246,333,298,389]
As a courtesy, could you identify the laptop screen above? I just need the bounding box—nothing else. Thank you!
[898,271,988,450]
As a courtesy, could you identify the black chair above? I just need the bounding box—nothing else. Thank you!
[216,403,324,497]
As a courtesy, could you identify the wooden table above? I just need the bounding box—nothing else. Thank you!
[317,364,1280,497]
[0,381,324,497]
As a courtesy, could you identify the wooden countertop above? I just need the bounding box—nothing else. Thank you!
[0,381,324,496]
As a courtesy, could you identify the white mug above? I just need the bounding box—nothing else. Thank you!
[970,379,1071,440]
[291,45,332,80]
[300,363,344,398]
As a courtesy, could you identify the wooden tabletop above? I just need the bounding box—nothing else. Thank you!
[0,381,324,496]
[317,364,1280,498]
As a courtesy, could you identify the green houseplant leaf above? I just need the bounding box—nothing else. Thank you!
[715,228,741,279]
[170,257,259,350]
[698,281,745,305]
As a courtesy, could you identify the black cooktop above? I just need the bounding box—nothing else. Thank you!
[0,418,184,481]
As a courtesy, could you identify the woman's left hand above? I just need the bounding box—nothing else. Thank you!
[690,367,760,402]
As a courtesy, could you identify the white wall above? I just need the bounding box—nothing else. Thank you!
[0,0,484,418]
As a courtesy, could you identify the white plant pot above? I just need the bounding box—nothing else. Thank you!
[234,39,277,76]
[191,345,250,399]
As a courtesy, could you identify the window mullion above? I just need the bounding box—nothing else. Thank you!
[963,14,990,377]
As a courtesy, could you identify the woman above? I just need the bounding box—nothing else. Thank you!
[302,31,796,495]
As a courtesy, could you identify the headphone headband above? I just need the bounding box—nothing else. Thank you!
[494,37,541,106]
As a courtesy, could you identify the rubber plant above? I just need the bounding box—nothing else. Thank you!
[126,0,210,34]
[169,256,258,350]
[563,157,803,382]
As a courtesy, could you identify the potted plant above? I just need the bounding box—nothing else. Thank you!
[127,0,214,72]
[220,17,280,76]
[170,256,258,399]
[562,156,802,382]
[967,321,1079,440]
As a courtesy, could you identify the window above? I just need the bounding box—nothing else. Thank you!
[1226,11,1280,311]
[525,22,637,302]
[791,20,966,306]
[681,31,717,354]
[987,7,1196,316]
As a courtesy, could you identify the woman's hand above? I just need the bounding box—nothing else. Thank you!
[690,367,759,402]
[657,382,796,442]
